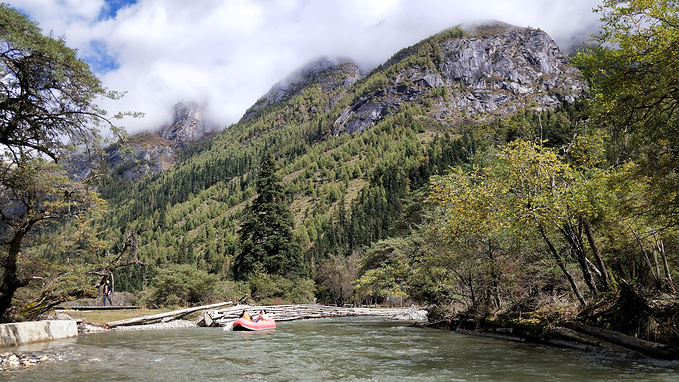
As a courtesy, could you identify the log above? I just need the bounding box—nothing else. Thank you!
[544,327,644,357]
[545,326,602,347]
[106,301,232,328]
[564,322,677,359]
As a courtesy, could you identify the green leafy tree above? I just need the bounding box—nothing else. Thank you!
[0,5,131,320]
[0,159,103,318]
[573,0,679,224]
[0,5,130,161]
[233,153,304,280]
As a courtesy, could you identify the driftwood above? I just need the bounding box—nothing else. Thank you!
[199,304,425,327]
[106,301,232,328]
[563,322,677,359]
[542,326,645,357]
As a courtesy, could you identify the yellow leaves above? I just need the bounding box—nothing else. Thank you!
[428,140,618,241]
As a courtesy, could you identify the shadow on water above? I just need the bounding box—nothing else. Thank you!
[2,317,678,381]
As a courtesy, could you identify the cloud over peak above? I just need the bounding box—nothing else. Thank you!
[7,0,601,134]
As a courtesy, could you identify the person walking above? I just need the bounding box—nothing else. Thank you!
[102,279,113,306]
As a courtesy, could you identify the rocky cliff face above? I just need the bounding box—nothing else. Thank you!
[333,22,583,135]
[437,23,581,118]
[106,101,217,181]
[160,102,217,146]
[105,133,176,182]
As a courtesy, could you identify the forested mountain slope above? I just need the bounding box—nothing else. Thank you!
[12,1,679,358]
[91,22,583,291]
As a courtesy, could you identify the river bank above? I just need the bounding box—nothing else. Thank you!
[420,314,679,360]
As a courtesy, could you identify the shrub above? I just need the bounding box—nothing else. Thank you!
[247,270,315,304]
[149,264,218,308]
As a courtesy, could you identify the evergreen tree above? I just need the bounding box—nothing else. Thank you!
[233,153,303,280]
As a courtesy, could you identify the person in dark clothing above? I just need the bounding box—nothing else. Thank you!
[102,280,113,306]
[239,309,251,321]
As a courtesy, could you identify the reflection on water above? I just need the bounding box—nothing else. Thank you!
[2,317,678,381]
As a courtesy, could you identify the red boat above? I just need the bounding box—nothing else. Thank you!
[231,317,276,331]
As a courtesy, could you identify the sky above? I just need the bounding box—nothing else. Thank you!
[7,0,603,134]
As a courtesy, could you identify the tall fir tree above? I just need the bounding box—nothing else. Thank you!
[233,153,304,280]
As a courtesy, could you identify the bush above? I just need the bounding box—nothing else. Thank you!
[216,280,251,303]
[247,270,315,304]
[149,264,218,308]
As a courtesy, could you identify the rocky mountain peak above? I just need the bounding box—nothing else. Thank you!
[159,101,218,146]
[333,22,583,135]
[104,101,217,182]
[243,57,361,119]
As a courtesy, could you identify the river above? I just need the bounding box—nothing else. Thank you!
[2,317,678,381]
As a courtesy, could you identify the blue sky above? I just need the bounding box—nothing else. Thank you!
[98,0,137,20]
[7,0,602,134]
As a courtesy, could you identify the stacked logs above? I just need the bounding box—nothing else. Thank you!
[199,304,425,327]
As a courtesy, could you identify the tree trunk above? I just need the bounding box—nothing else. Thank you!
[656,239,676,292]
[539,226,586,306]
[487,240,502,310]
[629,224,660,288]
[106,301,233,328]
[583,219,610,291]
[563,321,677,359]
[0,224,32,320]
[562,223,598,297]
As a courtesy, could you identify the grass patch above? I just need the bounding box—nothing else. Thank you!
[58,308,173,326]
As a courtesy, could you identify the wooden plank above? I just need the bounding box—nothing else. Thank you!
[55,306,141,310]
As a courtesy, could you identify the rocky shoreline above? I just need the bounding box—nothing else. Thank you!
[0,352,50,372]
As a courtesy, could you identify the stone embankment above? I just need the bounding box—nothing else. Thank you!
[0,320,78,347]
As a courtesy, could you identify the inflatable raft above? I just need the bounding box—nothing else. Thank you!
[231,318,276,331]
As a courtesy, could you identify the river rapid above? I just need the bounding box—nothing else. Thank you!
[2,317,678,381]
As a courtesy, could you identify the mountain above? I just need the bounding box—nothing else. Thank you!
[243,57,362,120]
[96,21,585,290]
[105,101,218,181]
[334,22,581,135]
[160,101,218,145]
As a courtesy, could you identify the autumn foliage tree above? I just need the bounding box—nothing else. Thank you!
[428,140,614,307]
[573,0,679,225]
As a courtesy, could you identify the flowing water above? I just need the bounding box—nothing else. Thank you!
[2,317,678,381]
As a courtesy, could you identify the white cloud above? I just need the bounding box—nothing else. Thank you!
[6,0,602,134]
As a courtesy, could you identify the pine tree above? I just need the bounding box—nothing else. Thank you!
[233,153,304,280]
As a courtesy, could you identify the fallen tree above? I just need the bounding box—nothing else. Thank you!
[560,322,677,360]
[106,301,232,328]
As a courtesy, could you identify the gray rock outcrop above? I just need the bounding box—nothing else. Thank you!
[160,101,217,146]
[333,22,583,135]
[438,23,582,118]
[105,101,217,181]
